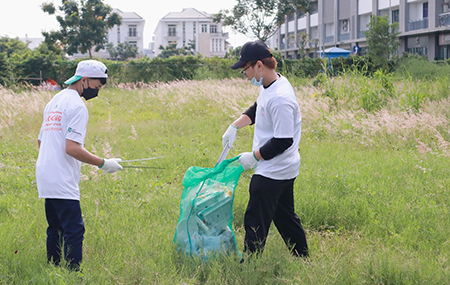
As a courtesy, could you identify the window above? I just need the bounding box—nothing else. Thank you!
[392,9,399,23]
[128,41,137,47]
[342,20,349,33]
[310,1,318,14]
[288,32,295,48]
[193,23,196,34]
[117,27,120,43]
[168,25,176,37]
[183,22,185,34]
[406,46,428,55]
[210,24,217,34]
[296,9,305,19]
[128,25,137,37]
[423,2,428,18]
[201,24,207,33]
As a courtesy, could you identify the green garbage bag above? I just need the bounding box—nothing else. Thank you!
[174,156,244,258]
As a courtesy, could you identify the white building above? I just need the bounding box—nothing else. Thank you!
[19,35,43,50]
[71,8,145,59]
[106,8,145,56]
[272,0,450,61]
[154,8,229,58]
[144,39,156,59]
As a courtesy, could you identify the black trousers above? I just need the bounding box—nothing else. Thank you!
[45,199,85,270]
[244,174,308,257]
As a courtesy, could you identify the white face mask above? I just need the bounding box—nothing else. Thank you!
[250,65,263,87]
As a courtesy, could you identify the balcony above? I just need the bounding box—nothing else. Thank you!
[358,30,367,39]
[338,33,350,42]
[408,18,428,31]
[210,32,229,38]
[165,32,180,38]
[324,35,334,43]
[438,13,450,27]
[126,32,140,40]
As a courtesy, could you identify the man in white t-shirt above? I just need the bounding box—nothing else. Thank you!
[36,60,123,271]
[222,41,308,258]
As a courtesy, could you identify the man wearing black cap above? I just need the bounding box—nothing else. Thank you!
[222,40,308,258]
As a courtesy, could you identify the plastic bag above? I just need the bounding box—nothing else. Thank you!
[174,156,244,258]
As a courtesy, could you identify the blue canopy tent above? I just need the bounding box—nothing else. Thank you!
[317,47,353,60]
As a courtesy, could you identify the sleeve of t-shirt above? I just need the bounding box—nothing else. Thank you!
[65,106,89,145]
[270,97,296,138]
[243,102,257,125]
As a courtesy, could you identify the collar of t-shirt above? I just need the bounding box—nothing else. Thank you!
[263,74,282,89]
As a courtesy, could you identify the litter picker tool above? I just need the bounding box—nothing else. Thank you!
[120,156,165,170]
[215,143,231,166]
[121,166,165,169]
[121,156,165,163]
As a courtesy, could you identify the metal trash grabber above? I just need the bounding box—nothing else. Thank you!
[215,143,231,167]
[120,156,165,170]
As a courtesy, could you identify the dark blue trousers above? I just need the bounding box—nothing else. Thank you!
[244,174,308,257]
[45,199,85,270]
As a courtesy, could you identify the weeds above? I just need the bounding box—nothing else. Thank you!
[1,76,450,283]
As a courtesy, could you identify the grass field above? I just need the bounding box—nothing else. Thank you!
[1,76,450,284]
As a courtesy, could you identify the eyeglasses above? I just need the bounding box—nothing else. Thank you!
[241,65,252,75]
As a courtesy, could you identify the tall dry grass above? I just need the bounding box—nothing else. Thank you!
[2,76,450,283]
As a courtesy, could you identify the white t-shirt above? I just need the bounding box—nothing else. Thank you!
[253,75,302,180]
[36,89,89,200]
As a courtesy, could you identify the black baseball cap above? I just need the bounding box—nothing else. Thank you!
[231,40,273,69]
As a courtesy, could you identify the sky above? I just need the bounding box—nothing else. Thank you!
[0,0,253,48]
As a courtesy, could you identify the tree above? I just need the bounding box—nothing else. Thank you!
[213,0,309,42]
[186,40,196,55]
[365,15,400,68]
[287,31,311,58]
[106,42,138,61]
[0,52,13,85]
[41,0,121,58]
[0,36,30,57]
[158,43,193,59]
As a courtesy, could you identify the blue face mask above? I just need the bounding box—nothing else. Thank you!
[251,76,263,87]
[250,66,263,87]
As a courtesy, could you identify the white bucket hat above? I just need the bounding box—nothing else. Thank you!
[64,60,108,85]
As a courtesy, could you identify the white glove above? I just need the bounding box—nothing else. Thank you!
[99,158,123,173]
[239,152,259,170]
[222,124,238,148]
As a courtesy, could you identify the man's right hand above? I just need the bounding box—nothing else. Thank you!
[100,158,123,173]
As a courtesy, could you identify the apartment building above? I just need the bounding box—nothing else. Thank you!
[153,8,229,58]
[272,0,450,61]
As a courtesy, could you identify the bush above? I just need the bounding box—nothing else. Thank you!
[282,57,322,78]
[0,53,12,86]
[393,53,450,80]
[5,48,450,88]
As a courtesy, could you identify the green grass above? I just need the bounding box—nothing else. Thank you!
[1,77,450,284]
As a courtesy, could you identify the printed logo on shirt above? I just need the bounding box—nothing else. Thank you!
[68,127,82,136]
[259,105,265,117]
[43,111,63,132]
